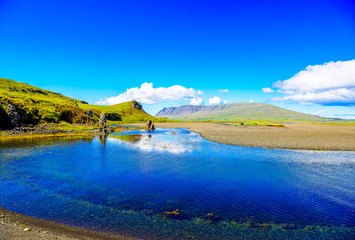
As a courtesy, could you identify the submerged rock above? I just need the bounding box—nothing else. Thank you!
[162,209,188,220]
[201,213,223,223]
[145,120,155,131]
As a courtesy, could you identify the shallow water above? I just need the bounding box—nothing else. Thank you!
[0,128,354,239]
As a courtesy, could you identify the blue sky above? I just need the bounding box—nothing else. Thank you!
[0,0,354,118]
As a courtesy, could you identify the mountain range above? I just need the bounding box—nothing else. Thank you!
[155,103,336,123]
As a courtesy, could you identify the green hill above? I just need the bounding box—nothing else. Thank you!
[156,103,341,123]
[0,78,155,129]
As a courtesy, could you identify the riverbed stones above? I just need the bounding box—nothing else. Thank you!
[145,120,155,131]
[99,113,106,128]
[5,104,20,128]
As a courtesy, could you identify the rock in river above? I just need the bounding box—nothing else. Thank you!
[145,120,155,131]
[99,112,107,128]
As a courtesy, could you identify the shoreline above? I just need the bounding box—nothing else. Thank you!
[132,122,355,151]
[0,124,125,140]
[0,207,136,240]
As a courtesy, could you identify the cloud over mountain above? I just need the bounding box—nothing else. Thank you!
[270,60,355,106]
[209,96,221,104]
[190,97,204,105]
[97,82,203,105]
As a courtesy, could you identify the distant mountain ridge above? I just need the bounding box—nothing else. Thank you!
[156,102,331,123]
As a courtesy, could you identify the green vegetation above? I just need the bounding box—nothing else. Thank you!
[0,78,158,128]
[45,122,96,132]
[235,121,285,127]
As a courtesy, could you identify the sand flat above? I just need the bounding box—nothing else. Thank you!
[140,122,355,151]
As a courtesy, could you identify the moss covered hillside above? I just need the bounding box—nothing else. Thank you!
[0,78,156,129]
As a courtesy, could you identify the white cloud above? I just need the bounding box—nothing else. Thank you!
[209,96,221,104]
[97,82,203,105]
[190,97,204,105]
[262,87,274,93]
[249,100,254,103]
[334,114,355,119]
[270,60,355,106]
[218,89,229,93]
[223,100,229,104]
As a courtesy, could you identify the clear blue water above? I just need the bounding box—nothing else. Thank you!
[0,128,354,239]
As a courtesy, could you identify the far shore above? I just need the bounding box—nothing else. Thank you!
[1,122,355,151]
[133,122,355,151]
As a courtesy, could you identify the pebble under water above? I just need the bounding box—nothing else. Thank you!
[0,128,354,239]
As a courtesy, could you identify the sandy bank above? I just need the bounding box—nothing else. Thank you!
[0,207,135,240]
[134,122,355,151]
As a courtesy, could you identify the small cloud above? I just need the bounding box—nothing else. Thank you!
[334,114,355,119]
[269,60,355,106]
[262,87,275,93]
[209,96,222,104]
[249,100,254,103]
[97,82,203,105]
[218,89,229,93]
[270,97,284,102]
[223,100,229,104]
[190,97,204,105]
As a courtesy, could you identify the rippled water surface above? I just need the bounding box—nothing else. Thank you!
[0,128,354,239]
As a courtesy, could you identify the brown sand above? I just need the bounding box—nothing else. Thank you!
[0,207,136,240]
[138,122,355,151]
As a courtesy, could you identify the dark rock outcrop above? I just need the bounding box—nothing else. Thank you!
[85,109,93,118]
[130,100,142,110]
[27,89,47,95]
[0,105,8,129]
[99,113,107,128]
[5,104,20,128]
[145,120,155,131]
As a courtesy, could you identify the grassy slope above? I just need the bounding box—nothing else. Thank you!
[158,103,352,124]
[0,78,156,127]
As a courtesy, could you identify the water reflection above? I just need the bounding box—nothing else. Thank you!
[99,135,107,145]
[109,129,199,154]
